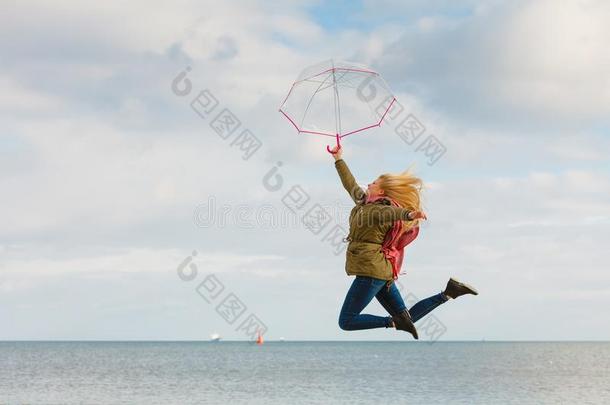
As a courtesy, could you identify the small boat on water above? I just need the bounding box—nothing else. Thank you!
[210,333,221,342]
[256,331,264,345]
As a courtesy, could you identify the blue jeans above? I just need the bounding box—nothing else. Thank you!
[338,275,449,330]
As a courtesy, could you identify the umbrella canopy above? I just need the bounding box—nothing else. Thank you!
[279,59,396,153]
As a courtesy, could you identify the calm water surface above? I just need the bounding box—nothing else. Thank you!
[1,341,609,404]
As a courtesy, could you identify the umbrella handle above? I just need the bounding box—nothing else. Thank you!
[326,134,341,154]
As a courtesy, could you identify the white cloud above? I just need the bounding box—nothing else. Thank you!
[0,246,286,290]
[0,76,66,113]
[376,0,610,128]
[1,0,609,340]
[0,115,276,237]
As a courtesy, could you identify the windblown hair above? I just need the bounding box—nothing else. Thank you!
[377,167,424,233]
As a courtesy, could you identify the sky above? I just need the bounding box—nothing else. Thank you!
[1,0,609,341]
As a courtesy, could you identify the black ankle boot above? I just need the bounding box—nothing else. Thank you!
[392,309,419,340]
[443,277,478,299]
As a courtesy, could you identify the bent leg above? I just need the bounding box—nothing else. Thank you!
[338,276,392,330]
[377,283,449,323]
[408,293,449,323]
[375,282,407,316]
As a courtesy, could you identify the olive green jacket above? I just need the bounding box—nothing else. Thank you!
[334,159,413,281]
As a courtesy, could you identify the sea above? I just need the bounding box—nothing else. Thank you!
[1,341,609,404]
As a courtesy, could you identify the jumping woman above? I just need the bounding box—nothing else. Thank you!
[331,145,478,339]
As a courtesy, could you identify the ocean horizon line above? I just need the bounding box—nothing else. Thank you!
[1,339,609,343]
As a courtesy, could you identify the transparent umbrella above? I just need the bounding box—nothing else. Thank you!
[279,59,396,154]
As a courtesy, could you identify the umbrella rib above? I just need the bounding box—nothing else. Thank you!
[331,60,338,136]
[280,61,394,141]
[296,67,378,84]
[302,70,354,86]
[299,69,350,130]
[308,70,350,94]
[303,78,336,85]
[299,71,333,129]
[338,72,368,88]
[335,71,342,137]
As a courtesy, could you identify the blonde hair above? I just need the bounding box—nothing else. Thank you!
[377,167,424,233]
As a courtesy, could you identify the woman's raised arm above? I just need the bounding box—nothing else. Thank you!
[330,146,366,204]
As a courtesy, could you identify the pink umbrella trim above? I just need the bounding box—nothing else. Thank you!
[279,96,396,138]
